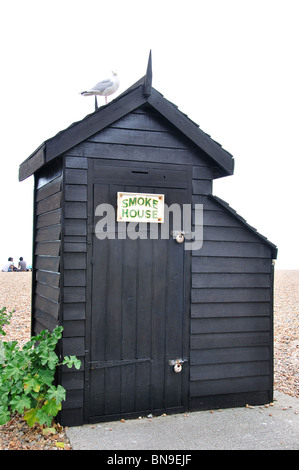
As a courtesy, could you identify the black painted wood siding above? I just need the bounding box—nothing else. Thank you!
[60,155,88,425]
[59,105,211,425]
[190,195,274,408]
[33,159,62,334]
[56,105,274,424]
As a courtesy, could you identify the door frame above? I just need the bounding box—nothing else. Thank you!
[84,158,192,423]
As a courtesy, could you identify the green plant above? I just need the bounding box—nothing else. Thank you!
[0,315,81,427]
[0,307,13,336]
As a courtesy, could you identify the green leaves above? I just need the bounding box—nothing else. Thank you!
[23,408,38,427]
[24,374,42,394]
[0,405,11,425]
[63,355,82,370]
[3,362,24,381]
[10,394,32,414]
[23,385,65,427]
[47,385,66,404]
[0,307,13,336]
[0,320,81,428]
[42,398,61,417]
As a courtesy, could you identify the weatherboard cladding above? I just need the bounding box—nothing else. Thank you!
[190,195,274,408]
[20,62,277,424]
[33,158,62,335]
[62,107,273,423]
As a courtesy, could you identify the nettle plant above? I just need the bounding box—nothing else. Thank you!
[0,307,81,427]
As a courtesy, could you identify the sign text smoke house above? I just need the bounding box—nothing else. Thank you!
[117,192,164,223]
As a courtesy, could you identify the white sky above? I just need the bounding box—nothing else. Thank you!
[0,0,298,270]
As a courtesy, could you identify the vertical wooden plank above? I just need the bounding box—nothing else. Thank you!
[136,236,153,359]
[89,369,105,417]
[165,240,184,405]
[91,185,109,361]
[134,233,153,412]
[105,367,121,415]
[135,362,151,412]
[94,240,124,417]
[151,234,168,410]
[106,238,123,360]
[121,364,136,413]
[121,237,137,360]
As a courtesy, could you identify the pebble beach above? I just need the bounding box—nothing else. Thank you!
[0,269,298,449]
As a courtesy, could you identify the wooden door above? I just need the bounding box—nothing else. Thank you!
[86,162,190,422]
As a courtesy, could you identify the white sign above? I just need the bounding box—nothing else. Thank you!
[117,192,164,223]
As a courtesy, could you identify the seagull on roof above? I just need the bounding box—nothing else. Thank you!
[81,71,119,108]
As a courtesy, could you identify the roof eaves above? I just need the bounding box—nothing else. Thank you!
[19,83,147,181]
[46,83,147,161]
[19,144,46,182]
[146,89,234,177]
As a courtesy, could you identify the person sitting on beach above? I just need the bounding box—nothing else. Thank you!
[18,257,27,271]
[2,257,14,272]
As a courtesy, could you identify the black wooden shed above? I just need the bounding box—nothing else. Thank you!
[19,54,277,426]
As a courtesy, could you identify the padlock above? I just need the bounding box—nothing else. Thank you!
[174,362,182,373]
[176,233,184,243]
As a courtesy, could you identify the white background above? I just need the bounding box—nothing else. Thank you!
[1,0,298,269]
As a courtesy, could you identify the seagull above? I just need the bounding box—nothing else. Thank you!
[81,71,120,108]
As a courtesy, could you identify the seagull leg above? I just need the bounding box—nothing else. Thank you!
[105,96,108,105]
[95,96,98,110]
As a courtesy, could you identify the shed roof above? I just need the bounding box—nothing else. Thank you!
[19,52,234,182]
